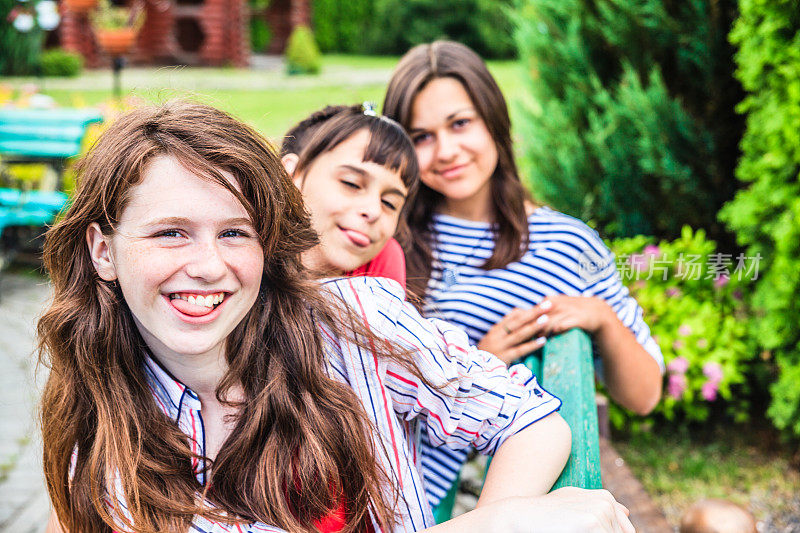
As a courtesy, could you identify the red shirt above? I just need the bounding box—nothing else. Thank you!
[312,495,374,532]
[314,500,347,532]
[346,238,406,290]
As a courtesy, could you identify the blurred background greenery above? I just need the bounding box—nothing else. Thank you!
[2,0,800,527]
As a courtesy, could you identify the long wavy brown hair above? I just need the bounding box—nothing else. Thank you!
[383,41,532,301]
[38,101,403,533]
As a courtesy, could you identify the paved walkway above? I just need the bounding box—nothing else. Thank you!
[0,272,51,532]
[5,55,394,93]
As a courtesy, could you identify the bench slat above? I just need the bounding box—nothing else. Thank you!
[0,124,88,142]
[0,188,68,211]
[0,109,103,126]
[0,108,102,160]
[0,140,83,159]
[536,328,602,489]
[0,207,58,233]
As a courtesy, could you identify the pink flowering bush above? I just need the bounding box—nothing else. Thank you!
[606,227,759,430]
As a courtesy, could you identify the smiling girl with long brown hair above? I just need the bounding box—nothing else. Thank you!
[39,101,632,533]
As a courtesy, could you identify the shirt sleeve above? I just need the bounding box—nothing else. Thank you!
[357,278,562,456]
[576,227,665,373]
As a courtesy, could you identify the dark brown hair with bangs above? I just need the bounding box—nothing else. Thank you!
[383,41,532,302]
[293,108,420,258]
[280,104,357,157]
[38,101,406,533]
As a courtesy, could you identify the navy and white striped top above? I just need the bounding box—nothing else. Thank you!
[419,207,664,507]
[103,277,561,532]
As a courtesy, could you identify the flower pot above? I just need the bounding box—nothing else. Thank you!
[95,28,137,56]
[64,0,97,14]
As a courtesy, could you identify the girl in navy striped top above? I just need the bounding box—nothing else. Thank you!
[384,41,665,509]
[39,102,634,532]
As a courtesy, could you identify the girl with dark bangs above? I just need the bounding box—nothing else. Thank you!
[280,105,411,289]
[384,41,664,514]
[40,101,633,533]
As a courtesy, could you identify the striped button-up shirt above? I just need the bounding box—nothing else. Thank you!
[113,276,561,532]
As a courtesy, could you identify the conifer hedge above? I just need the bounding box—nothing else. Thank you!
[312,0,516,58]
[513,0,743,245]
[720,0,800,438]
[312,0,372,54]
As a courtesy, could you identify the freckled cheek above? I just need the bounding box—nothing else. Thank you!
[117,247,183,292]
[228,247,265,289]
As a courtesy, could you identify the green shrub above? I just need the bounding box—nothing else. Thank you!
[248,0,271,52]
[40,48,84,77]
[284,25,321,75]
[606,227,759,431]
[365,0,515,58]
[313,0,372,53]
[0,0,48,75]
[513,0,744,246]
[720,0,800,438]
[250,17,272,53]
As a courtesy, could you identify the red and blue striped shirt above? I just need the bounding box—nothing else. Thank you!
[107,276,561,532]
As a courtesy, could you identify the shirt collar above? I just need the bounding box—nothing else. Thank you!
[143,353,203,420]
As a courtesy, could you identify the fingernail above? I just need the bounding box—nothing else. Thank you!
[540,300,553,310]
[536,314,549,324]
[535,336,547,344]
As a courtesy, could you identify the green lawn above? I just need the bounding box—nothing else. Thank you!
[44,86,389,142]
[616,425,800,530]
[5,55,524,140]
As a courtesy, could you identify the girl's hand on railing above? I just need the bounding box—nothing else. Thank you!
[477,306,549,365]
[497,487,634,533]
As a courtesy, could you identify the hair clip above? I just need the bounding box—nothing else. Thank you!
[361,102,377,117]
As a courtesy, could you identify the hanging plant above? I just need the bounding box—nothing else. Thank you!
[91,0,144,56]
[63,0,97,14]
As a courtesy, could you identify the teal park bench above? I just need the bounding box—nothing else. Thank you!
[433,328,602,522]
[0,108,101,272]
[0,188,69,271]
[0,108,103,189]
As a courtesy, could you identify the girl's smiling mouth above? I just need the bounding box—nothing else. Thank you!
[167,291,228,320]
[436,162,470,180]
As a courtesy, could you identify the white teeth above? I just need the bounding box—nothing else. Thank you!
[172,292,224,306]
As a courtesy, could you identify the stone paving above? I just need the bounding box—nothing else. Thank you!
[5,55,393,93]
[0,272,51,533]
